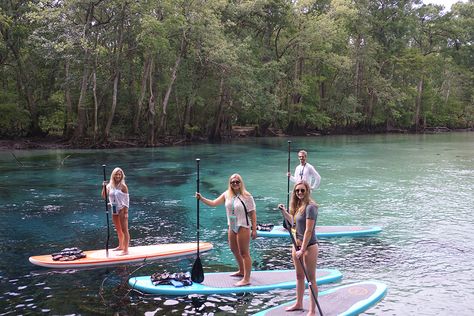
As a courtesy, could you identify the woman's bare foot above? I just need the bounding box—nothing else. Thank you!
[285,303,303,311]
[112,247,123,251]
[234,279,250,287]
[229,271,244,277]
[117,251,129,256]
[306,311,316,316]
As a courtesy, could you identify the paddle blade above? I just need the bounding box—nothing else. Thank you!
[191,257,204,283]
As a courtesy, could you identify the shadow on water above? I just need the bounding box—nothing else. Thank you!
[136,167,193,187]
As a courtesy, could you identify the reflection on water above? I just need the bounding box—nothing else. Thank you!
[0,133,473,315]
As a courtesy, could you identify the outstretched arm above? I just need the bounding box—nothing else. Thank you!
[196,192,225,207]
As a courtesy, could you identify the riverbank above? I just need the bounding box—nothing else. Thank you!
[0,135,205,150]
[1,127,472,150]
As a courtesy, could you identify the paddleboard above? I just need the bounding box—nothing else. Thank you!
[257,225,382,238]
[129,268,342,295]
[253,280,387,316]
[29,242,213,269]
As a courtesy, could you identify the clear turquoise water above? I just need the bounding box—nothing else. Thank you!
[1,132,473,315]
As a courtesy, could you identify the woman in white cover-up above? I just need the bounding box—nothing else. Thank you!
[102,167,130,255]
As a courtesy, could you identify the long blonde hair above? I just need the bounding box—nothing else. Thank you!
[109,167,126,189]
[226,173,251,198]
[289,181,316,216]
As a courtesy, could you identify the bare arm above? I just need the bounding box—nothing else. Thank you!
[250,209,257,239]
[101,182,108,199]
[300,218,315,252]
[277,204,293,226]
[289,166,298,183]
[196,192,225,207]
[309,165,321,190]
[121,183,129,194]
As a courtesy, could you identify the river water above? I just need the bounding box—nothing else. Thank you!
[0,132,473,315]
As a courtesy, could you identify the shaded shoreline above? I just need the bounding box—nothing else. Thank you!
[1,127,472,151]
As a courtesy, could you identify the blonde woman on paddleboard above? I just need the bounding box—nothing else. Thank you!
[278,181,319,316]
[196,173,257,286]
[101,167,130,256]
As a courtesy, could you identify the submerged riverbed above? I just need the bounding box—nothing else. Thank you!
[1,132,473,315]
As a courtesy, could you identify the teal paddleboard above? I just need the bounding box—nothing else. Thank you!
[257,225,382,238]
[253,280,387,316]
[129,268,342,295]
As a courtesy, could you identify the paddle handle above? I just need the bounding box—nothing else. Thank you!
[196,158,200,254]
[102,165,111,257]
[287,140,291,209]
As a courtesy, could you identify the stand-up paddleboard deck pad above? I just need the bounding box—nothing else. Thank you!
[257,226,382,238]
[29,242,213,268]
[253,280,387,316]
[129,268,342,295]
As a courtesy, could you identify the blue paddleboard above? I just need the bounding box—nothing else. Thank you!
[257,225,382,238]
[253,280,387,316]
[129,268,342,295]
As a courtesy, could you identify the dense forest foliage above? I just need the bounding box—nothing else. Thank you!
[1,0,473,145]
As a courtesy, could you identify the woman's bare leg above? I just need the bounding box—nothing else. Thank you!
[118,209,129,255]
[285,246,305,311]
[112,214,124,251]
[235,227,251,286]
[228,228,244,277]
[304,244,319,315]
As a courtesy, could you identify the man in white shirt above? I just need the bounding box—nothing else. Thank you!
[288,150,321,191]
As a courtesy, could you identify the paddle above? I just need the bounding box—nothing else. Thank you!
[287,140,291,210]
[284,140,291,230]
[102,165,111,257]
[191,158,204,283]
[280,212,324,316]
[282,141,324,315]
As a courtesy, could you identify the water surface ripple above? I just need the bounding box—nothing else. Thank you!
[0,133,473,315]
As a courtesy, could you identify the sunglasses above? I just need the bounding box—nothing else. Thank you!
[295,188,306,194]
[230,180,241,185]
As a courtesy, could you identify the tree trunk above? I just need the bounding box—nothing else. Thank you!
[147,59,156,146]
[182,92,195,135]
[211,75,226,141]
[64,61,74,138]
[158,33,186,135]
[158,53,181,135]
[354,34,361,101]
[291,54,303,105]
[133,54,152,133]
[365,87,375,128]
[74,59,91,139]
[92,58,99,140]
[174,92,182,134]
[444,78,450,106]
[8,40,41,136]
[414,77,424,131]
[104,3,127,140]
[73,4,95,140]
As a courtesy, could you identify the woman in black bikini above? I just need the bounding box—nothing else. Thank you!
[278,181,319,316]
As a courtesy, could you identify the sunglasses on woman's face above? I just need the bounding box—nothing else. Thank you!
[295,188,306,194]
[230,180,241,185]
